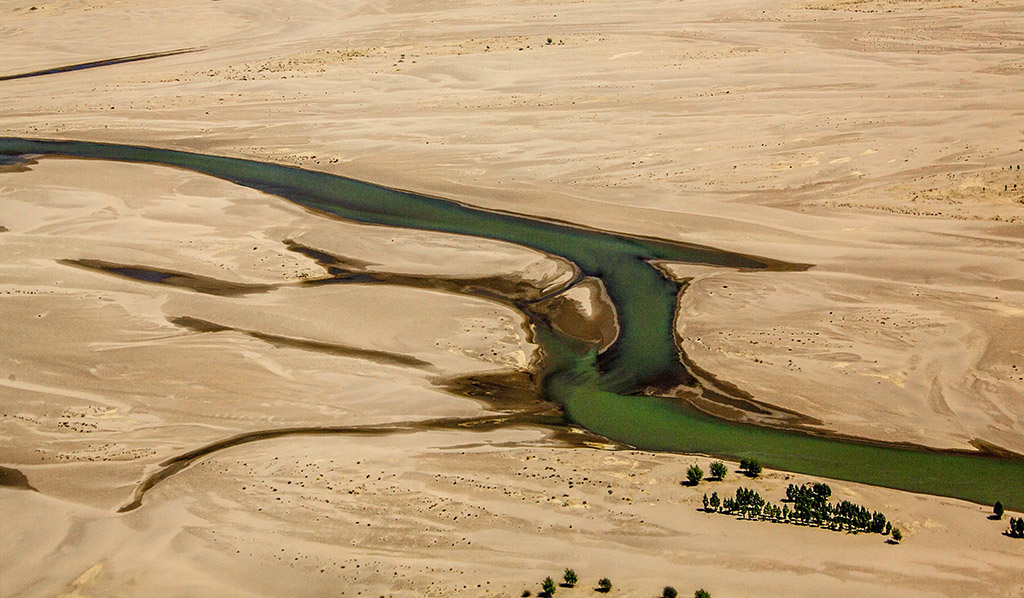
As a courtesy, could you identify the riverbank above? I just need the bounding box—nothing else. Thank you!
[5,427,1024,598]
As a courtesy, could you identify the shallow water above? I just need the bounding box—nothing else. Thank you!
[2,137,1020,509]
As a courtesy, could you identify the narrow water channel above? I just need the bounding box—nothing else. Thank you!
[2,137,1020,509]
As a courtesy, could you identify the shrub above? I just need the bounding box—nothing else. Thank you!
[542,576,556,596]
[1008,517,1024,538]
[563,569,578,588]
[891,528,902,543]
[598,578,613,592]
[709,491,720,511]
[663,587,678,598]
[739,458,762,477]
[710,461,727,480]
[994,501,1004,520]
[687,464,704,485]
[694,590,711,598]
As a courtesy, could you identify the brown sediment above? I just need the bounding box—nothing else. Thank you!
[649,256,813,281]
[969,439,1024,460]
[530,277,619,353]
[117,365,593,513]
[116,388,602,513]
[287,239,580,304]
[0,465,37,491]
[168,316,433,368]
[283,239,377,271]
[62,259,280,296]
[0,155,37,174]
[0,48,200,82]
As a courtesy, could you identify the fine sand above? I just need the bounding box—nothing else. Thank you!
[3,0,1024,596]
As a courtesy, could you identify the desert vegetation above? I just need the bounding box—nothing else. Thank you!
[702,482,897,540]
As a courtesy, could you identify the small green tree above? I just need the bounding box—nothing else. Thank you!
[598,578,612,592]
[687,464,704,485]
[710,461,727,480]
[542,576,556,596]
[702,493,710,511]
[891,528,902,543]
[563,569,578,588]
[709,491,720,511]
[994,501,1005,520]
[663,587,678,598]
[739,458,763,477]
[694,590,711,598]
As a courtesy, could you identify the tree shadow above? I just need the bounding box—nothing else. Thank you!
[987,514,1003,521]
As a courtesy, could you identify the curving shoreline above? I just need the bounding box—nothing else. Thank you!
[3,136,1023,510]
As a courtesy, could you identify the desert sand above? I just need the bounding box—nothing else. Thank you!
[2,0,1024,596]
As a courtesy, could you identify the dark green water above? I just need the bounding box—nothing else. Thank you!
[2,137,1021,509]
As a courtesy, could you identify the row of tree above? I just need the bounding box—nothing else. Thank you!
[527,570,611,596]
[527,571,711,597]
[702,483,901,541]
[685,459,760,486]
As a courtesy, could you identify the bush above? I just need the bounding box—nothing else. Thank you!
[739,458,762,477]
[1009,517,1024,538]
[663,587,678,598]
[891,528,902,543]
[687,464,704,485]
[563,569,577,588]
[710,461,727,480]
[542,576,556,596]
[598,578,613,592]
[694,590,711,598]
[994,501,1004,519]
[709,491,720,511]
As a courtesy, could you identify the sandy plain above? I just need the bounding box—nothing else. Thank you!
[2,0,1024,596]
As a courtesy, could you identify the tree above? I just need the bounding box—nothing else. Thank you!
[598,578,613,593]
[739,458,762,477]
[1009,517,1024,538]
[994,501,1004,520]
[891,528,902,543]
[542,576,556,596]
[663,587,678,598]
[709,491,720,511]
[702,494,710,511]
[710,461,727,480]
[687,464,704,486]
[694,590,711,598]
[563,569,578,588]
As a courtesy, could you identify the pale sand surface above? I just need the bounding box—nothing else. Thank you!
[3,0,1024,595]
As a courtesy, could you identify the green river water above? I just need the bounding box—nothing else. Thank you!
[2,137,1020,509]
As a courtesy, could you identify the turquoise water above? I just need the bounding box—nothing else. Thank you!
[2,137,1020,510]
